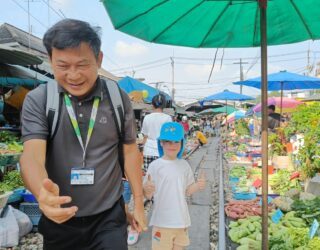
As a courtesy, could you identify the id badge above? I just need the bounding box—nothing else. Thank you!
[70,168,94,185]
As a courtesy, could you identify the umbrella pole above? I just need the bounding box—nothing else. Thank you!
[260,0,269,249]
[280,82,283,120]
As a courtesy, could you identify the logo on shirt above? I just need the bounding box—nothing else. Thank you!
[99,116,107,124]
[153,231,161,242]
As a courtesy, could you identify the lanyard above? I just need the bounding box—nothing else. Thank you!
[64,94,100,167]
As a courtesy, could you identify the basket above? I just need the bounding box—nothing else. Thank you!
[0,153,21,166]
[229,177,240,183]
[7,188,25,203]
[8,154,21,165]
[233,192,257,200]
[19,202,41,227]
[22,193,37,203]
[0,191,13,209]
[236,152,248,157]
[0,154,10,166]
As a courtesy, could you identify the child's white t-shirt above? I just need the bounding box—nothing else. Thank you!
[145,158,195,228]
[141,113,172,157]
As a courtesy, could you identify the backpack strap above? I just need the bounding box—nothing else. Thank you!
[103,78,125,177]
[46,78,126,177]
[46,80,60,139]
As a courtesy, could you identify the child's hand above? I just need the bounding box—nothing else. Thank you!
[197,170,206,190]
[144,174,155,199]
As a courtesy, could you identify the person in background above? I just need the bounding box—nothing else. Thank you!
[268,104,282,131]
[196,130,207,147]
[141,94,172,173]
[214,116,221,136]
[180,116,189,138]
[143,122,206,250]
[188,118,194,136]
[20,19,146,250]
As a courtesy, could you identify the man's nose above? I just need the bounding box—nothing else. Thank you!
[67,68,81,81]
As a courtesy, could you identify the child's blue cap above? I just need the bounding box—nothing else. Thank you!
[158,122,185,159]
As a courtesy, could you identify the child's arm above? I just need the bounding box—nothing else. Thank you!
[186,171,206,196]
[143,174,155,200]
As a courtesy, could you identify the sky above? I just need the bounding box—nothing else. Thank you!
[1,0,320,105]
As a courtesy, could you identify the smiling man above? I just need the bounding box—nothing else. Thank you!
[20,19,146,250]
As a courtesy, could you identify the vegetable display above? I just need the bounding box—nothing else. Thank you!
[225,199,273,219]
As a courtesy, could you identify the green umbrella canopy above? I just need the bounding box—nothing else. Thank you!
[102,1,320,249]
[102,0,320,48]
[198,106,238,115]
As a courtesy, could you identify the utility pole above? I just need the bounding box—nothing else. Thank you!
[233,58,248,94]
[47,0,50,26]
[170,56,175,102]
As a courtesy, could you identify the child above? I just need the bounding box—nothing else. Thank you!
[143,122,206,250]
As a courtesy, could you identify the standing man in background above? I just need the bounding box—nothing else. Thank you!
[20,19,146,250]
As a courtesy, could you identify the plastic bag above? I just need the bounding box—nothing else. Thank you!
[12,208,32,238]
[0,205,19,247]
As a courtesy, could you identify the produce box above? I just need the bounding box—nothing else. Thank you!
[233,192,257,200]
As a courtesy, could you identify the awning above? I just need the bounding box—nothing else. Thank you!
[0,44,43,66]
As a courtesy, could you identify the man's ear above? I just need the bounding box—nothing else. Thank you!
[97,51,103,68]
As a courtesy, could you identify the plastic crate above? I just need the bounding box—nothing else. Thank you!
[233,192,257,200]
[22,193,37,203]
[19,202,41,227]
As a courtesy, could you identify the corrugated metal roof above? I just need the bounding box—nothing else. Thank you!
[0,23,47,54]
[0,44,42,65]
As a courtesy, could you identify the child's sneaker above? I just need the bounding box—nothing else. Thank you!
[127,227,139,245]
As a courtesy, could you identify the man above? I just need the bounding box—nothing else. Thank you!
[20,19,146,250]
[268,104,281,130]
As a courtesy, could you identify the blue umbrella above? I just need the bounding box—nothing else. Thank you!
[199,89,254,120]
[118,76,171,103]
[200,89,255,102]
[233,70,320,114]
[234,70,320,91]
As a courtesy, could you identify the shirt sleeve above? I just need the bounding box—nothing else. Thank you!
[141,115,148,136]
[21,85,49,142]
[120,89,137,144]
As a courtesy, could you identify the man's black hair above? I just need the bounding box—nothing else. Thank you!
[268,104,276,111]
[152,94,166,109]
[43,19,101,59]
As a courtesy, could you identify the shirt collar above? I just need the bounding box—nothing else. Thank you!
[58,77,103,101]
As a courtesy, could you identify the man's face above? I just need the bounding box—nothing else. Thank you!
[50,42,103,98]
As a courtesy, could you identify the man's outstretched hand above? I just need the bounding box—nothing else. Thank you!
[38,178,78,224]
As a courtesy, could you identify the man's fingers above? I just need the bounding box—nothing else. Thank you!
[42,178,59,196]
[50,213,76,224]
[41,205,78,219]
[45,196,72,207]
[147,174,152,182]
